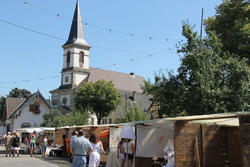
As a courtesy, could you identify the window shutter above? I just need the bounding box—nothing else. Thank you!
[29,104,34,112]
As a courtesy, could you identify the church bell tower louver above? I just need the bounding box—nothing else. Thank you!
[61,0,91,88]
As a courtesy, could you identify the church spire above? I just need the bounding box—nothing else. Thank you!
[63,0,89,47]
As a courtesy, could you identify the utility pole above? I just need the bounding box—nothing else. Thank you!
[200,8,204,39]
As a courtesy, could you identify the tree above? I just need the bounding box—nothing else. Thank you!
[74,80,121,124]
[143,23,250,117]
[41,109,89,127]
[8,88,31,98]
[0,96,5,120]
[204,0,250,63]
[122,105,149,123]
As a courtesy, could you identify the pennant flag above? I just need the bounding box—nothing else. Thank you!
[24,2,28,7]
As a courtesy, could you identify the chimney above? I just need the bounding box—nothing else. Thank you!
[129,72,136,78]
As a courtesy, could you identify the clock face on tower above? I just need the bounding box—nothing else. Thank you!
[63,74,71,85]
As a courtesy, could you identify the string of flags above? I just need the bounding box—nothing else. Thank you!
[23,1,177,42]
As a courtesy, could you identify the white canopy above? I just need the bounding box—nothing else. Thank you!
[120,125,135,139]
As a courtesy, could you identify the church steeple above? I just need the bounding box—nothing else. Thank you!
[62,0,89,48]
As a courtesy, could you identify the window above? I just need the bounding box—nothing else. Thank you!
[65,76,69,82]
[34,105,39,111]
[33,104,40,114]
[79,51,84,67]
[66,51,70,67]
[63,97,67,105]
[109,118,112,124]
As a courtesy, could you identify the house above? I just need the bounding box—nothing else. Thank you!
[50,0,152,124]
[4,91,51,132]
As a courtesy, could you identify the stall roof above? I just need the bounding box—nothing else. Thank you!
[16,127,55,133]
[55,112,250,130]
[189,118,239,127]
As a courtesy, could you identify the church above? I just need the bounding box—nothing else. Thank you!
[50,0,152,124]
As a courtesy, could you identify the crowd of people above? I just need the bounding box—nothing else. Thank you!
[69,130,105,167]
[117,138,135,167]
[2,131,48,158]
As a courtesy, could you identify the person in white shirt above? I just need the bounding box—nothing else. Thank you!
[88,134,105,167]
[41,135,48,157]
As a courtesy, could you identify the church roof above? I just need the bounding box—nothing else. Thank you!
[85,67,145,93]
[62,0,89,47]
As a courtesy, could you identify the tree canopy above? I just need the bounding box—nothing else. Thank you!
[205,0,250,63]
[143,23,250,117]
[122,105,149,123]
[41,109,89,127]
[8,88,31,98]
[74,80,121,124]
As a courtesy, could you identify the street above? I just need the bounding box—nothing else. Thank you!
[0,155,72,167]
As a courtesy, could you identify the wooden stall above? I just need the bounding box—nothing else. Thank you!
[239,115,250,167]
[174,113,250,167]
[54,124,119,163]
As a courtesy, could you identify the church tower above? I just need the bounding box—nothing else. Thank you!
[50,0,90,108]
[61,0,91,88]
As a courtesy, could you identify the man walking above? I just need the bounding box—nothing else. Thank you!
[4,132,12,157]
[71,130,93,167]
[70,131,78,161]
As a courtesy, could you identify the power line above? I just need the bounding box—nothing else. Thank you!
[23,1,176,41]
[0,17,171,54]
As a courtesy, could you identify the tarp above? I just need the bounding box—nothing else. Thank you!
[109,126,123,152]
[136,121,174,158]
[120,125,135,139]
[98,130,109,138]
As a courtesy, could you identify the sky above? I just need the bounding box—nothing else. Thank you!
[0,0,222,99]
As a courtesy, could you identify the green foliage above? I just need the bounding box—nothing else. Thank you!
[143,23,250,117]
[204,0,250,63]
[74,80,121,124]
[41,109,89,127]
[8,88,31,98]
[122,105,149,123]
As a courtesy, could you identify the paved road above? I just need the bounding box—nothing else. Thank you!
[0,155,72,167]
[0,146,71,167]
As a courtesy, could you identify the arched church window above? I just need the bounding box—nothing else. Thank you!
[66,51,70,68]
[63,97,67,105]
[79,51,84,67]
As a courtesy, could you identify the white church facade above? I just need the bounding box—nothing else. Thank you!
[50,0,152,124]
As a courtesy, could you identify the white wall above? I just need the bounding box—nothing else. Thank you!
[13,101,50,132]
[63,48,90,69]
[74,72,88,86]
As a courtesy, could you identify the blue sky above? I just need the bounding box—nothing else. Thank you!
[0,0,221,99]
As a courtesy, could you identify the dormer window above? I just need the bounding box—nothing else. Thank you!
[79,51,84,67]
[66,51,70,68]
